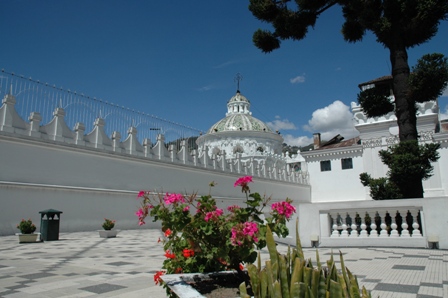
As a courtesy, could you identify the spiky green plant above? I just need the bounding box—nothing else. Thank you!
[239,219,372,298]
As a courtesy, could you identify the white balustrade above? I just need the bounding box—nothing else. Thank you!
[327,208,423,240]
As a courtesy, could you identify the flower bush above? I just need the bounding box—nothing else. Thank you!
[17,219,36,234]
[135,176,296,285]
[102,218,116,230]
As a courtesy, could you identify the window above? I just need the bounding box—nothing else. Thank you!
[341,158,353,170]
[320,160,331,172]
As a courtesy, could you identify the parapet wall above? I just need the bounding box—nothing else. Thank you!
[0,93,311,235]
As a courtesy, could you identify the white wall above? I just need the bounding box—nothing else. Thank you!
[0,134,311,235]
[304,150,367,202]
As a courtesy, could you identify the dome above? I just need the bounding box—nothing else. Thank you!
[207,91,273,133]
[197,89,283,160]
[207,114,273,133]
[228,92,250,104]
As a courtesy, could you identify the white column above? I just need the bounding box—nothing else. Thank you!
[379,211,389,238]
[369,212,378,237]
[349,212,358,237]
[389,210,399,237]
[330,212,340,238]
[410,209,422,237]
[359,212,369,238]
[399,209,410,237]
[340,213,349,238]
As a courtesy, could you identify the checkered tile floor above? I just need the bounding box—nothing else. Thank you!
[0,230,447,297]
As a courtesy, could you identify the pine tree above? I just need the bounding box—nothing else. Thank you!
[249,1,448,198]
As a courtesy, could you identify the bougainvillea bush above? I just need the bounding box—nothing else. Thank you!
[135,176,296,285]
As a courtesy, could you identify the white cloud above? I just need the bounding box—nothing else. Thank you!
[213,60,238,69]
[266,118,297,131]
[303,100,359,141]
[282,134,313,147]
[440,104,448,120]
[442,86,448,97]
[290,74,305,84]
[197,85,213,92]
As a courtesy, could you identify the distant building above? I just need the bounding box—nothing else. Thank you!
[196,90,287,169]
[301,76,447,202]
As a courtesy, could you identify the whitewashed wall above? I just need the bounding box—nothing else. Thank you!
[0,134,311,235]
[302,148,367,202]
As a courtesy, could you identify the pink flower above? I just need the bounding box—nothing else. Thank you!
[227,205,240,212]
[271,201,296,219]
[183,206,190,212]
[137,191,146,198]
[234,176,253,187]
[234,176,253,193]
[135,208,144,217]
[231,222,259,246]
[164,193,185,205]
[204,208,223,222]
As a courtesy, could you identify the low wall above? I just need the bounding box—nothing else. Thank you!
[296,197,448,249]
[0,134,310,235]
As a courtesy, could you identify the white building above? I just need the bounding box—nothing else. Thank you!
[196,90,287,170]
[300,76,448,203]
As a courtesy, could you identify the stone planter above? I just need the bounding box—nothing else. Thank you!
[161,271,249,298]
[18,233,38,243]
[99,230,118,238]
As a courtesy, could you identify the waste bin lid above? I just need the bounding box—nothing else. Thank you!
[39,209,63,215]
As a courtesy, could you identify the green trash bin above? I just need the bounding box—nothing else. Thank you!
[39,209,63,241]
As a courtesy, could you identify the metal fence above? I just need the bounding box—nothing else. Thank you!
[0,70,202,149]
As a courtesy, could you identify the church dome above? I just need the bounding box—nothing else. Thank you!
[207,114,272,133]
[207,91,273,133]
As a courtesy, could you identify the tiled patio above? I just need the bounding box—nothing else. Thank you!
[0,229,447,297]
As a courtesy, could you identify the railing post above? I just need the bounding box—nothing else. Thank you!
[340,213,349,238]
[359,212,369,238]
[410,209,422,237]
[379,211,389,238]
[349,212,358,237]
[330,212,339,238]
[390,210,399,237]
[369,212,378,237]
[399,209,410,237]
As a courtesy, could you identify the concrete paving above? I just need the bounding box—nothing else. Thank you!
[0,229,447,297]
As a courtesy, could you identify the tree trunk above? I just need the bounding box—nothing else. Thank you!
[389,46,418,141]
[389,46,424,198]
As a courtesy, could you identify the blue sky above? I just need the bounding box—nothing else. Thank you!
[1,1,447,146]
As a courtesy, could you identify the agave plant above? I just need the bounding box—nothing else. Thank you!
[239,219,372,298]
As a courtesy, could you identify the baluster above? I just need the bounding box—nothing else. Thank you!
[410,209,422,237]
[389,210,399,237]
[340,213,349,238]
[359,212,369,238]
[330,212,340,238]
[348,212,358,237]
[399,209,410,237]
[379,211,389,238]
[369,212,378,237]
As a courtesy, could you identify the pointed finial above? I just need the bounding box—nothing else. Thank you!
[234,73,243,92]
[9,83,13,95]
